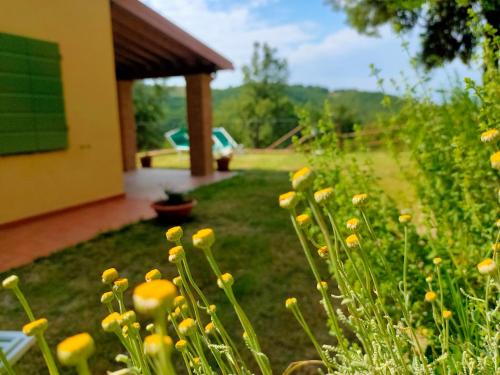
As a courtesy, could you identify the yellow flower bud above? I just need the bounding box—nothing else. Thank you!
[101,268,119,284]
[346,234,360,248]
[22,318,48,336]
[133,280,177,316]
[314,187,334,204]
[100,292,114,304]
[113,278,129,293]
[346,218,360,231]
[217,273,234,288]
[424,291,437,303]
[57,333,95,366]
[173,276,183,287]
[178,318,196,336]
[208,305,217,314]
[145,269,162,282]
[175,339,188,352]
[168,246,185,263]
[291,167,314,191]
[279,191,299,210]
[490,151,500,169]
[146,323,155,333]
[285,297,297,309]
[317,246,328,258]
[352,193,368,206]
[102,312,121,332]
[2,275,19,289]
[316,281,328,291]
[477,258,496,275]
[425,275,433,283]
[296,214,312,228]
[144,334,173,356]
[442,310,452,319]
[204,322,215,335]
[491,243,500,252]
[166,226,183,242]
[481,129,499,143]
[399,214,412,223]
[433,257,442,266]
[192,228,215,249]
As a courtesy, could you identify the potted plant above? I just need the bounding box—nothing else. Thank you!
[140,153,152,168]
[151,190,196,222]
[215,150,233,172]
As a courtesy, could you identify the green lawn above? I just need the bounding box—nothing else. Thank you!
[0,171,336,374]
[151,151,308,172]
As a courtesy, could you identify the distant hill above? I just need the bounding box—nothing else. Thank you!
[163,85,394,131]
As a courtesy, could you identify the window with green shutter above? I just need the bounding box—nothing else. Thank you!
[0,32,67,155]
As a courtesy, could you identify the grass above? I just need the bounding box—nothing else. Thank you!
[0,171,336,374]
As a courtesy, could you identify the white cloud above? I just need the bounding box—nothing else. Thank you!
[141,0,480,92]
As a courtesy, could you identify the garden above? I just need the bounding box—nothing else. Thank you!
[1,3,500,375]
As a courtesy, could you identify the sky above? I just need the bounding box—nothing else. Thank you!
[141,0,481,93]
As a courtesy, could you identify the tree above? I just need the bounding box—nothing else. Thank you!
[239,42,298,148]
[327,0,500,69]
[133,81,169,151]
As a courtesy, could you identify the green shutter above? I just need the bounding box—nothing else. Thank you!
[0,32,67,155]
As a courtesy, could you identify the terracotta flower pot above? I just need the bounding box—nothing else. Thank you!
[140,155,152,168]
[216,156,231,172]
[151,199,197,222]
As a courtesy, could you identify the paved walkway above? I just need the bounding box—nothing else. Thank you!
[0,169,234,272]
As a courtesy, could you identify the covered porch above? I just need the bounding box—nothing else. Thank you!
[110,0,233,176]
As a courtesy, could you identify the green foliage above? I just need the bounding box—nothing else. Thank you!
[328,0,500,69]
[133,81,169,151]
[239,42,298,147]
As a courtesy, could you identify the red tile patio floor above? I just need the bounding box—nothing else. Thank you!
[0,169,234,272]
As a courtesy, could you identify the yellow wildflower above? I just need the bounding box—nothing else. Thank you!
[496,219,500,228]
[433,257,442,266]
[178,318,196,336]
[399,214,412,223]
[490,151,500,169]
[491,243,500,252]
[291,167,314,190]
[481,129,499,143]
[174,295,186,308]
[22,318,48,336]
[101,312,121,332]
[57,333,94,366]
[119,311,136,326]
[204,322,215,335]
[113,278,129,293]
[2,275,19,289]
[442,310,452,319]
[175,339,188,352]
[279,191,299,210]
[352,193,368,206]
[145,269,162,282]
[477,258,496,275]
[314,187,334,204]
[173,276,182,286]
[217,273,234,288]
[133,279,177,315]
[346,218,360,230]
[316,281,328,291]
[166,226,183,242]
[192,228,215,249]
[101,268,119,284]
[144,334,173,356]
[346,234,360,248]
[425,275,433,283]
[168,246,185,263]
[317,246,328,258]
[100,292,114,304]
[296,213,312,227]
[208,305,217,314]
[285,297,297,309]
[424,291,437,302]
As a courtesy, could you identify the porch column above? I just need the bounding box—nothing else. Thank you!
[185,73,213,176]
[117,80,137,171]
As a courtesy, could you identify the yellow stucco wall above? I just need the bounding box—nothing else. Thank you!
[0,0,124,224]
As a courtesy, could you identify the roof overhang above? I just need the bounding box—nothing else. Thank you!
[110,0,233,80]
